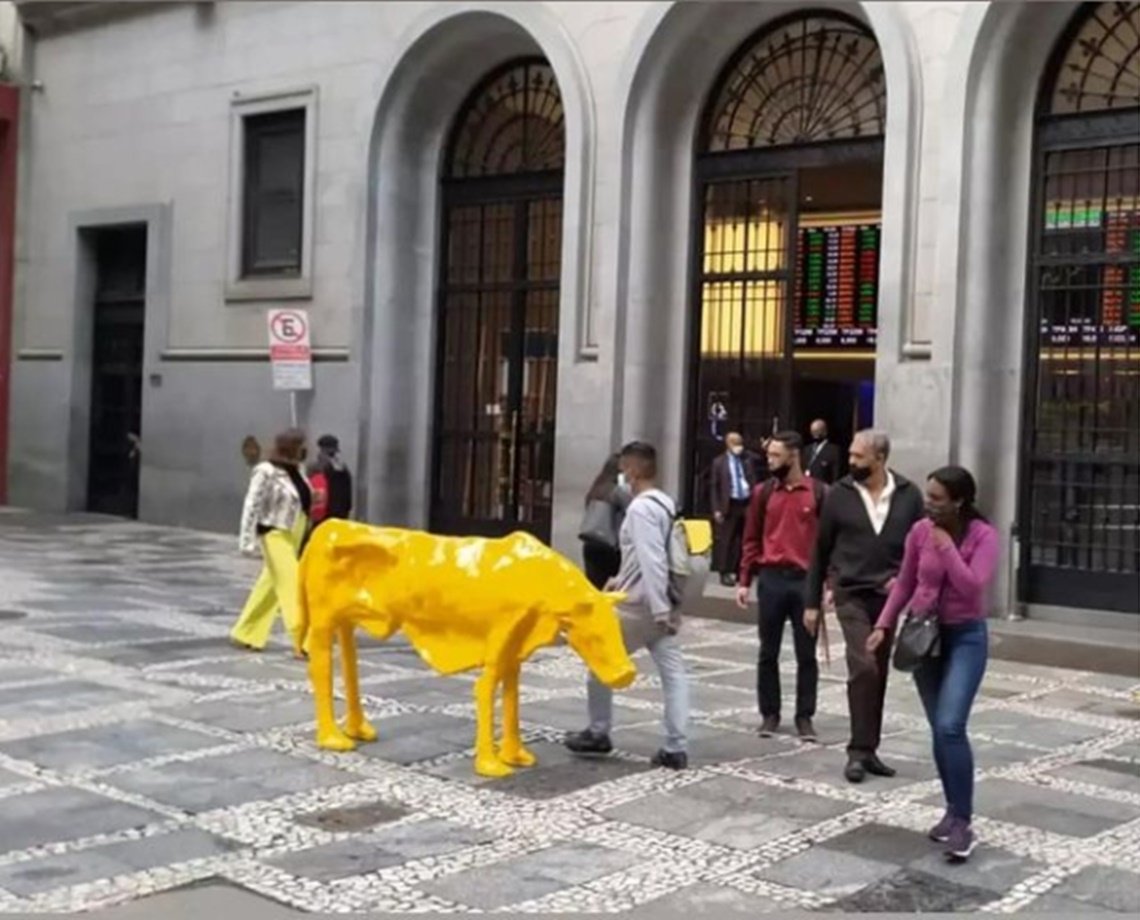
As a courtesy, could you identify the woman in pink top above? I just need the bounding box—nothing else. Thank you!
[867,466,999,864]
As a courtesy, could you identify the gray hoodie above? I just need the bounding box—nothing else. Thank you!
[613,488,677,628]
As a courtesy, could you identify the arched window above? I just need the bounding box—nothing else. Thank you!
[702,14,885,151]
[687,12,885,512]
[445,60,565,178]
[1019,2,1140,613]
[431,59,565,543]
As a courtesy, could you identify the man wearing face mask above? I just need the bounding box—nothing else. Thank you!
[710,432,755,587]
[735,432,828,741]
[804,430,925,783]
[803,419,841,484]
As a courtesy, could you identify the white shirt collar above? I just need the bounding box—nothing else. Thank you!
[853,471,896,535]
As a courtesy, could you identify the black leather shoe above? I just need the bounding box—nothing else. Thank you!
[864,754,897,778]
[795,717,817,742]
[565,729,613,756]
[651,748,688,770]
[845,760,867,784]
[758,715,780,738]
[719,573,737,587]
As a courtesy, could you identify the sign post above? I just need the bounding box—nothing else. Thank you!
[267,308,313,426]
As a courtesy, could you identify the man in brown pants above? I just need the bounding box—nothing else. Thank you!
[804,430,924,783]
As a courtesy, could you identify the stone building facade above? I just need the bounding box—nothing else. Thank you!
[7,2,1139,617]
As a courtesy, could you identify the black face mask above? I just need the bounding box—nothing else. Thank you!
[850,465,872,483]
[770,464,791,481]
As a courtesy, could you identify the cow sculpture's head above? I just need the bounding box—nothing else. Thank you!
[561,592,637,689]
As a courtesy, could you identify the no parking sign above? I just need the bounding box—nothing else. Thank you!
[267,308,313,392]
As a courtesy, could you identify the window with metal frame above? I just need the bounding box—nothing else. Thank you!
[1020,1,1140,613]
[432,59,565,542]
[687,12,885,513]
[242,108,305,278]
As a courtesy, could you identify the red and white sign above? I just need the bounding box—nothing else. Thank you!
[267,308,313,391]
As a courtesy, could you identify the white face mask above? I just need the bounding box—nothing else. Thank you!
[729,445,744,456]
[617,473,628,488]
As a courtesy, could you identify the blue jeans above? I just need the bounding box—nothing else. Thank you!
[588,610,689,753]
[913,619,988,821]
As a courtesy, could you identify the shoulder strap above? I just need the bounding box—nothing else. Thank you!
[642,494,676,520]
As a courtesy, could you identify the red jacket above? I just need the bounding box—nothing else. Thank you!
[738,477,826,587]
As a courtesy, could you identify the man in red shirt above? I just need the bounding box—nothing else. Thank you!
[735,431,826,741]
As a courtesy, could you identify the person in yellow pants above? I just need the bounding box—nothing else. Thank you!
[232,429,312,653]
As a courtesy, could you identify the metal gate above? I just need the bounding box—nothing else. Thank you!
[1018,2,1140,613]
[430,60,564,542]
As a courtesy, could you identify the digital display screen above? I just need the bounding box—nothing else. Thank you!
[794,223,879,350]
[1041,209,1140,347]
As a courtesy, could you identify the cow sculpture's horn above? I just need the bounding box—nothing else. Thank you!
[602,591,627,606]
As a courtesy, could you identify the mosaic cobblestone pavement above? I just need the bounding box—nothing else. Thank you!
[0,508,1138,914]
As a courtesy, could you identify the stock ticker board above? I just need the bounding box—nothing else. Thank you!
[794,223,879,350]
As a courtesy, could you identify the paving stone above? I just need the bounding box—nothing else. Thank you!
[81,879,303,918]
[270,819,488,881]
[1047,865,1140,912]
[0,719,220,771]
[30,622,189,644]
[293,800,409,832]
[105,749,356,813]
[828,867,999,912]
[908,844,1043,894]
[955,778,1140,837]
[422,842,642,909]
[0,787,164,853]
[159,695,317,733]
[348,712,476,764]
[83,637,238,667]
[968,709,1105,747]
[627,882,782,914]
[739,745,938,790]
[0,664,56,685]
[0,829,237,896]
[821,824,935,866]
[758,848,897,897]
[0,680,145,719]
[1016,893,1116,913]
[1049,757,1140,792]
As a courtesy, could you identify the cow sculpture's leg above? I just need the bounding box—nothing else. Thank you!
[339,625,376,742]
[309,627,355,752]
[498,662,536,768]
[473,667,512,778]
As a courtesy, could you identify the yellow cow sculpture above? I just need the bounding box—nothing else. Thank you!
[296,521,637,777]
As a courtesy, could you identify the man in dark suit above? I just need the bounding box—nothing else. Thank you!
[710,432,755,586]
[803,419,841,484]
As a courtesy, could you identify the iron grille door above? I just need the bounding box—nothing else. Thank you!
[1020,140,1140,612]
[688,174,797,513]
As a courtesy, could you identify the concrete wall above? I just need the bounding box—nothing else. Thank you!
[7,0,1069,594]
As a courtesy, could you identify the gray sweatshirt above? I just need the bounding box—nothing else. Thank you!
[614,488,676,625]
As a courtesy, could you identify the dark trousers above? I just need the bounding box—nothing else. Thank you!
[836,590,892,759]
[756,568,818,720]
[713,499,749,575]
[915,620,988,820]
[582,543,621,590]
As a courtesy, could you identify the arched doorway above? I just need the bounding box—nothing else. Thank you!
[1019,2,1139,613]
[430,58,565,541]
[687,11,886,510]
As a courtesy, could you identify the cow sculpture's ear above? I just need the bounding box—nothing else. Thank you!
[602,591,627,607]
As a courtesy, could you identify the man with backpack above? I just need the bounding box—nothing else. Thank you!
[566,441,691,770]
[735,431,826,742]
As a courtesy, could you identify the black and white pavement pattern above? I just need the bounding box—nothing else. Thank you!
[0,508,1137,914]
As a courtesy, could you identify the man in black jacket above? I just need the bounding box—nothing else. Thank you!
[803,419,841,484]
[804,430,924,784]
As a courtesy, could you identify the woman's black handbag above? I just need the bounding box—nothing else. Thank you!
[892,608,941,672]
[578,499,618,550]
